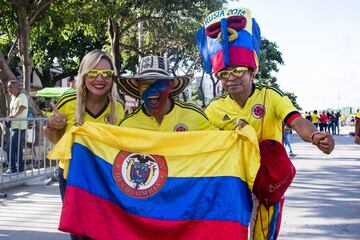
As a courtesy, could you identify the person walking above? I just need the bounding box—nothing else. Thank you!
[355,109,360,144]
[5,80,28,175]
[319,111,328,132]
[196,6,335,239]
[284,125,296,157]
[311,110,319,130]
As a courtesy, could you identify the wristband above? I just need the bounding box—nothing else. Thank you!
[310,131,321,141]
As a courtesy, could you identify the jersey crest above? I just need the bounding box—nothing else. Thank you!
[251,104,265,119]
[113,151,168,198]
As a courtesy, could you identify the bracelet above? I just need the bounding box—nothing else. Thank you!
[310,131,321,141]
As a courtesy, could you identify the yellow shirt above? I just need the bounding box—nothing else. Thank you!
[205,84,300,142]
[119,99,218,131]
[10,92,28,129]
[55,92,125,168]
[311,113,319,124]
[356,110,360,120]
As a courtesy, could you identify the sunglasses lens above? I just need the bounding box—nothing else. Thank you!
[218,71,230,79]
[232,68,244,77]
[102,70,114,78]
[87,71,98,77]
[87,70,114,78]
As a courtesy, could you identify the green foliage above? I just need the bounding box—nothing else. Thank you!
[191,87,204,102]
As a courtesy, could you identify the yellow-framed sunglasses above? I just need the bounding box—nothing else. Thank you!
[86,69,114,78]
[216,66,249,80]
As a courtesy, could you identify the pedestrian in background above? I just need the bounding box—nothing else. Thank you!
[5,80,28,175]
[284,125,296,157]
[355,109,360,144]
[311,110,319,129]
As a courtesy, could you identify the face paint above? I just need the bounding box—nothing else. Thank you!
[141,80,170,114]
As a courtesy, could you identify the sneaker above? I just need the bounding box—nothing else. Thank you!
[289,153,297,157]
[4,169,11,175]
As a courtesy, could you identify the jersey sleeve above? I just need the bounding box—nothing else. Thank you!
[267,89,301,125]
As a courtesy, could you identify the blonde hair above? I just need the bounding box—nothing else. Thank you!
[75,49,118,125]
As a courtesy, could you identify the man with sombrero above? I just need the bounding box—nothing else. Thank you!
[115,55,216,131]
[196,7,334,240]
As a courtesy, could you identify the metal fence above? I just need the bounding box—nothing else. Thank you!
[0,117,57,189]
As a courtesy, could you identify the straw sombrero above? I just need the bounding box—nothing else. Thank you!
[115,55,192,99]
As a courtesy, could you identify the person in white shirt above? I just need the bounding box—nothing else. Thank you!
[5,80,28,174]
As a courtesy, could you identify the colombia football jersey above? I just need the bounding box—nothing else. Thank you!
[119,99,217,131]
[205,83,301,142]
[55,92,125,169]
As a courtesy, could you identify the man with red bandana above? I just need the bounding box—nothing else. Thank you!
[196,7,335,239]
[115,55,217,131]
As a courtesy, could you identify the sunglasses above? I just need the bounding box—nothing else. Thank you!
[216,66,249,80]
[86,70,114,78]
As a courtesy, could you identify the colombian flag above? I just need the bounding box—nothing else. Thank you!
[48,122,260,240]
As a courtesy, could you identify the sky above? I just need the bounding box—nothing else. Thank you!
[226,0,360,111]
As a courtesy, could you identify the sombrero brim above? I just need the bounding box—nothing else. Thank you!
[114,74,193,99]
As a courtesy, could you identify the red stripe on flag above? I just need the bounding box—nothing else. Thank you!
[60,186,248,240]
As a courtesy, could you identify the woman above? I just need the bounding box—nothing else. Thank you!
[44,49,124,240]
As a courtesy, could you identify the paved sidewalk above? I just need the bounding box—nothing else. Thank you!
[278,132,360,240]
[0,182,67,240]
[0,127,359,240]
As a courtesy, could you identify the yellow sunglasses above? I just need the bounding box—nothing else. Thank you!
[86,70,114,78]
[216,66,249,80]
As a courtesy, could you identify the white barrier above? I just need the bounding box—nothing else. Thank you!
[0,117,57,189]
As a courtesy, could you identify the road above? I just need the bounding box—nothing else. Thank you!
[0,132,359,240]
[278,133,360,240]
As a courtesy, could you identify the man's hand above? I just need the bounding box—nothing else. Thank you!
[233,118,248,130]
[312,132,335,154]
[47,102,67,130]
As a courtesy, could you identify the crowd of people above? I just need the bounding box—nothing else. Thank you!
[305,110,342,134]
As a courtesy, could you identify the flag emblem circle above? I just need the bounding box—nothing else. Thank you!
[173,123,188,132]
[251,104,265,119]
[113,151,168,198]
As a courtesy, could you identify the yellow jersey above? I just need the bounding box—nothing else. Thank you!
[311,113,319,124]
[55,92,125,169]
[356,110,360,120]
[205,84,301,142]
[119,99,217,131]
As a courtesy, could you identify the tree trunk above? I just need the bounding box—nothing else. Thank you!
[108,18,125,102]
[209,73,219,97]
[17,9,31,92]
[108,18,121,75]
[0,50,17,116]
[199,70,206,108]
